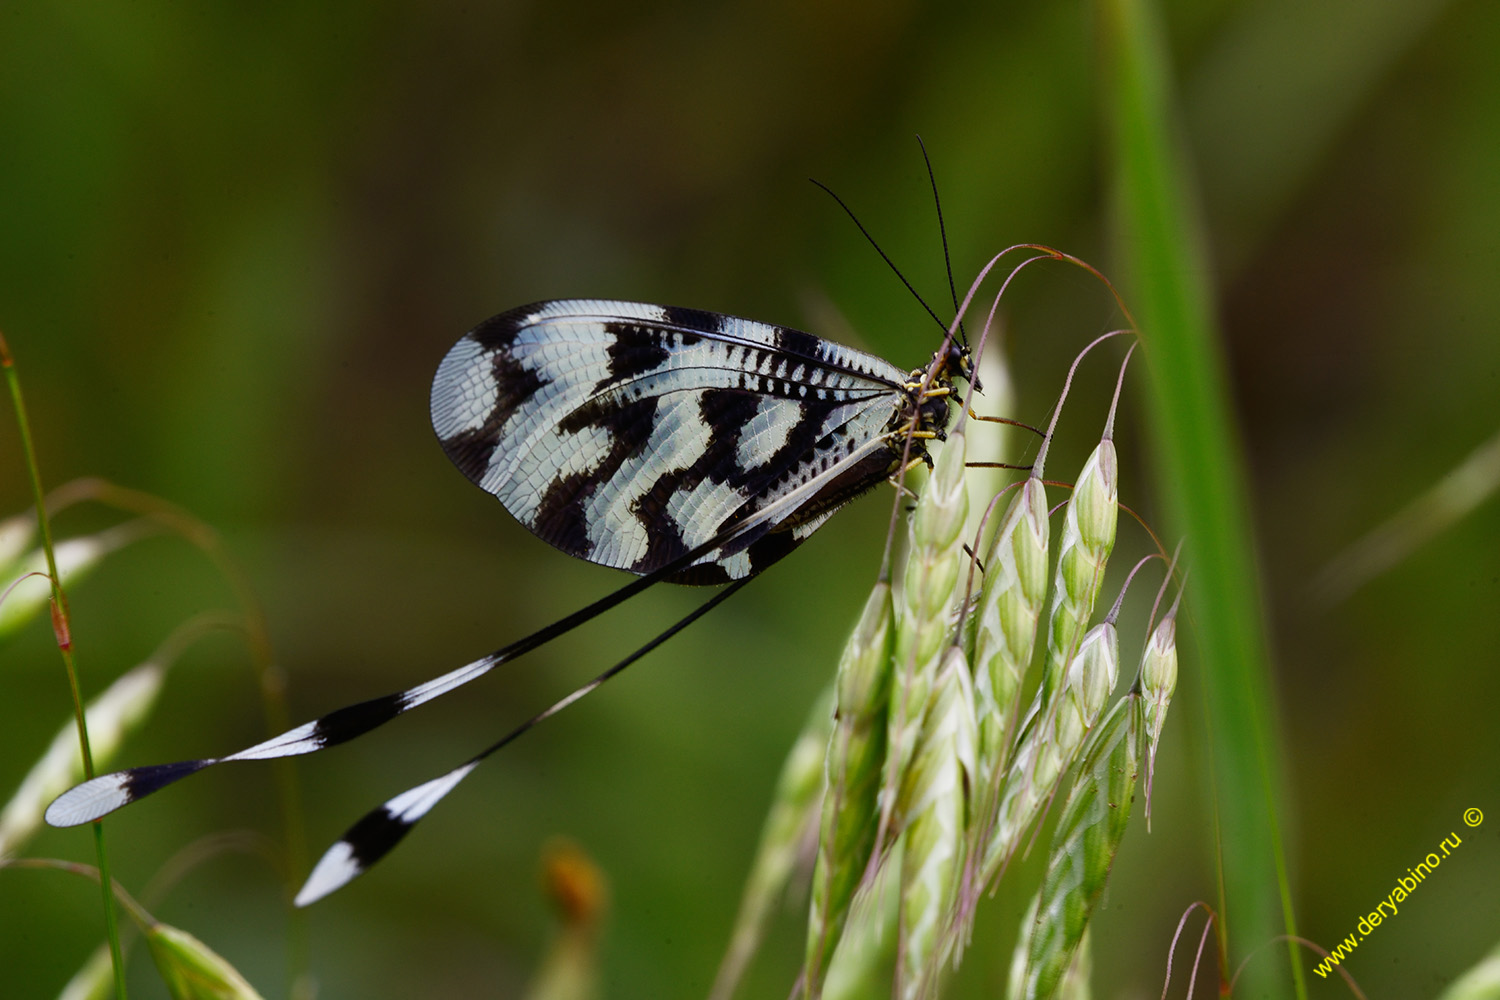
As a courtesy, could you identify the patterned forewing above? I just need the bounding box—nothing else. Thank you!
[431,301,909,581]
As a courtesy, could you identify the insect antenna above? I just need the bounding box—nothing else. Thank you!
[809,178,951,343]
[915,134,967,348]
[294,576,753,905]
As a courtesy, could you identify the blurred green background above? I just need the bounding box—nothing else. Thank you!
[3,1,1498,997]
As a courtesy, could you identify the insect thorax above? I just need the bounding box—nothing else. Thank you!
[885,343,968,468]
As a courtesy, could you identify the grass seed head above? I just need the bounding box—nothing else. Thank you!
[960,475,1051,940]
[1071,440,1118,554]
[1141,614,1178,711]
[1006,893,1040,1000]
[1070,622,1119,725]
[898,647,978,825]
[1054,929,1093,1000]
[897,647,977,1000]
[1010,696,1142,1000]
[769,312,1183,999]
[803,583,894,997]
[145,922,268,1000]
[913,429,971,553]
[977,430,1123,891]
[883,431,971,868]
[971,477,1050,753]
[836,583,896,716]
[0,528,134,638]
[897,430,969,674]
[983,727,1063,886]
[1042,440,1119,701]
[981,623,1117,889]
[1139,611,1178,825]
[820,851,902,1000]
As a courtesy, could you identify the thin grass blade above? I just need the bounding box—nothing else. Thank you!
[1098,0,1293,992]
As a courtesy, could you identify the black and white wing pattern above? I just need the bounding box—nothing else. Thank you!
[430,300,915,583]
[46,296,964,907]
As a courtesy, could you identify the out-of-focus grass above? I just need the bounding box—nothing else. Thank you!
[5,2,1500,997]
[1098,1,1487,995]
[1098,0,1293,993]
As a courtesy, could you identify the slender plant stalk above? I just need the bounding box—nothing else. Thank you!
[47,477,311,992]
[1097,0,1300,995]
[1,332,128,999]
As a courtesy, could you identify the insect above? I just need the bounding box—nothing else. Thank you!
[46,296,972,904]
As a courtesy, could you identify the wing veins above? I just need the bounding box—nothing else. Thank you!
[522,306,907,389]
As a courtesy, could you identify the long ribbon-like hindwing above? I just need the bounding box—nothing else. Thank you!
[295,577,752,906]
[49,298,964,902]
[44,435,892,828]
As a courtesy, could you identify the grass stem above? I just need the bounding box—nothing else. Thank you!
[47,477,312,992]
[1096,1,1303,994]
[1,332,129,999]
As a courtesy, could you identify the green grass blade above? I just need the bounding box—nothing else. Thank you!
[1095,1,1301,996]
[1,333,129,999]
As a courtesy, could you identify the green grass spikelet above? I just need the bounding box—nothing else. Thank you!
[803,583,895,997]
[897,646,977,1000]
[1010,695,1142,1000]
